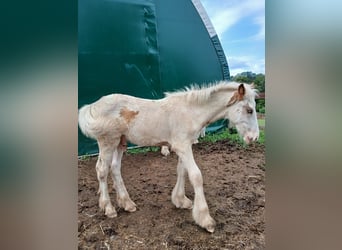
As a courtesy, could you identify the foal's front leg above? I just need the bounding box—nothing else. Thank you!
[172,158,193,209]
[111,147,137,212]
[174,145,216,233]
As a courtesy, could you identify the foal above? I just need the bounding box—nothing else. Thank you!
[78,81,259,232]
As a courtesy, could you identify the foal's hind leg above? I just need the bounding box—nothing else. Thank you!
[96,140,117,218]
[111,137,137,212]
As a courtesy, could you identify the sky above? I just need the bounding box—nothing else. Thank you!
[201,0,265,76]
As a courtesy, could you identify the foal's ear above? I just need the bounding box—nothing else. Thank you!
[227,84,246,106]
[238,84,245,99]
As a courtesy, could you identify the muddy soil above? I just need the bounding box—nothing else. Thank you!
[78,140,265,249]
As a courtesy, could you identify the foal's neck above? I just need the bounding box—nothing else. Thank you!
[195,89,235,128]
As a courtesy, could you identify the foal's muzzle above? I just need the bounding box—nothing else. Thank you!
[244,133,259,144]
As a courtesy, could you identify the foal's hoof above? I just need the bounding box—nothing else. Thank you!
[161,146,170,156]
[105,206,117,218]
[205,222,216,233]
[193,210,216,233]
[118,198,137,213]
[179,198,193,209]
[172,196,193,209]
[201,217,216,233]
[124,201,137,212]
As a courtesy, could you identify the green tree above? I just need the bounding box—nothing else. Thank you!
[254,73,265,92]
[232,72,265,93]
[256,99,265,113]
[233,75,251,83]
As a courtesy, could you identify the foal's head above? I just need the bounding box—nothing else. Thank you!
[226,83,259,144]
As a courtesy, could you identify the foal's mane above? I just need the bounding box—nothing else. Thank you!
[164,81,256,104]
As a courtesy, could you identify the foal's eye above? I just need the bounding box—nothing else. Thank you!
[246,107,253,114]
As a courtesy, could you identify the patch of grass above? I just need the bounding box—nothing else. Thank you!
[258,119,265,127]
[127,146,159,154]
[199,129,231,143]
[200,128,244,145]
[200,128,265,145]
[79,154,92,161]
[257,130,265,144]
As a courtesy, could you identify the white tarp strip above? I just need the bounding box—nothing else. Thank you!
[191,0,217,38]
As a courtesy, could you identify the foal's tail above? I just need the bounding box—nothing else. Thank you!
[78,104,98,140]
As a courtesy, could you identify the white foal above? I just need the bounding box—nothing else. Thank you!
[78,81,259,233]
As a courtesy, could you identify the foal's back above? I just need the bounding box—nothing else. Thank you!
[88,94,172,146]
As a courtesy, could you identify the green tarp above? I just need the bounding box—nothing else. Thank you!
[78,0,230,155]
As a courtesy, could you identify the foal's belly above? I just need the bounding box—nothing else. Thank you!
[125,132,168,147]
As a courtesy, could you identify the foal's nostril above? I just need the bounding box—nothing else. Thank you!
[247,135,258,143]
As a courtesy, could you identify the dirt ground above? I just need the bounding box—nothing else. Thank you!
[78,140,265,249]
